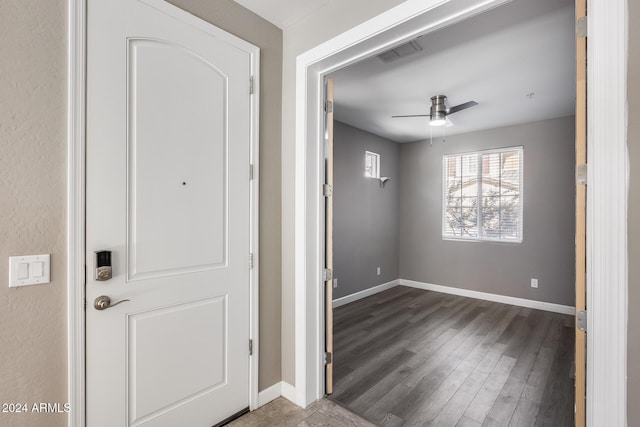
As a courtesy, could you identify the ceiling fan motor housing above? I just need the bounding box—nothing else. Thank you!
[430,95,447,121]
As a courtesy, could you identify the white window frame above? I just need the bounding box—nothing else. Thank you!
[364,151,380,179]
[442,146,523,243]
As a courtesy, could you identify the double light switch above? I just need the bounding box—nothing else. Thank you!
[9,254,51,287]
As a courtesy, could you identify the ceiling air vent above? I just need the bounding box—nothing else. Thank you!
[377,40,423,63]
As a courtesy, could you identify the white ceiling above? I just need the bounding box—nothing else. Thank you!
[330,0,576,143]
[233,0,329,29]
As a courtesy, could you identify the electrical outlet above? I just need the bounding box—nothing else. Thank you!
[333,278,338,288]
[531,278,538,289]
[377,267,381,276]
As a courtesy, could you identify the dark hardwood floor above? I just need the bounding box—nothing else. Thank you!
[330,286,575,427]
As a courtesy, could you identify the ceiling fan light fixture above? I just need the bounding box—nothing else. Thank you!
[429,95,447,126]
[429,111,447,127]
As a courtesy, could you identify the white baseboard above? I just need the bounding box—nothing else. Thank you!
[281,381,296,403]
[332,279,400,308]
[399,279,575,315]
[257,381,298,408]
[258,381,282,408]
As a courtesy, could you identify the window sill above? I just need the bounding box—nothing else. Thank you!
[442,236,523,244]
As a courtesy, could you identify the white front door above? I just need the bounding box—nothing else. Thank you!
[86,1,257,425]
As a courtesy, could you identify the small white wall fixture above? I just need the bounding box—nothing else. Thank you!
[294,1,628,426]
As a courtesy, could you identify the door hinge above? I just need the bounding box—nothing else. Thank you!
[323,184,333,197]
[249,339,253,356]
[576,16,587,38]
[577,163,588,185]
[249,163,254,181]
[323,268,333,282]
[249,76,254,95]
[324,100,333,113]
[577,310,587,332]
[249,253,254,269]
[324,351,332,365]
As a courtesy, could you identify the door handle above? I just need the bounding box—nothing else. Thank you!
[94,295,130,311]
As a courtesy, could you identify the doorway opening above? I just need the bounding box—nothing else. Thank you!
[324,1,577,424]
[292,0,627,425]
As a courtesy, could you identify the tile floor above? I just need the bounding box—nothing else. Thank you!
[226,397,375,426]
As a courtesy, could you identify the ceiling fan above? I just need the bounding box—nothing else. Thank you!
[392,95,478,127]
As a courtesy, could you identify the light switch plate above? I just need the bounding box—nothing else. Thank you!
[9,254,51,287]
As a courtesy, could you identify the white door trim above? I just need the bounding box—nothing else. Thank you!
[67,1,86,426]
[293,1,628,425]
[585,0,628,425]
[67,1,261,425]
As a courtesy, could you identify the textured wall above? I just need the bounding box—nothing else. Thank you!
[333,121,399,299]
[0,0,68,426]
[399,117,576,306]
[627,0,640,423]
[280,0,407,387]
[166,0,283,392]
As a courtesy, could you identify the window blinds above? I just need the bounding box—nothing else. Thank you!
[443,146,523,242]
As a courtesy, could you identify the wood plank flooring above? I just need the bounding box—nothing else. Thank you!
[330,286,575,427]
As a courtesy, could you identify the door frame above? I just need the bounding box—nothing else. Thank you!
[293,0,628,425]
[67,1,261,425]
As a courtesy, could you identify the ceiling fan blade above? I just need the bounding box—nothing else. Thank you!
[447,101,478,115]
[391,114,431,118]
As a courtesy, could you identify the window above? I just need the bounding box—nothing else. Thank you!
[443,146,523,242]
[365,151,380,178]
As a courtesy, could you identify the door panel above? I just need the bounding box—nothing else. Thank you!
[127,39,228,279]
[86,1,254,425]
[129,297,227,424]
[325,78,334,395]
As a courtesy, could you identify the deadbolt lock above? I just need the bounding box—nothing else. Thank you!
[95,250,112,281]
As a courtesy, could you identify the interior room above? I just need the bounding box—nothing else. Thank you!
[1,0,636,426]
[327,0,577,424]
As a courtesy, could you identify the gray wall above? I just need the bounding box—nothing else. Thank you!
[628,0,640,423]
[399,116,576,306]
[333,121,400,299]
